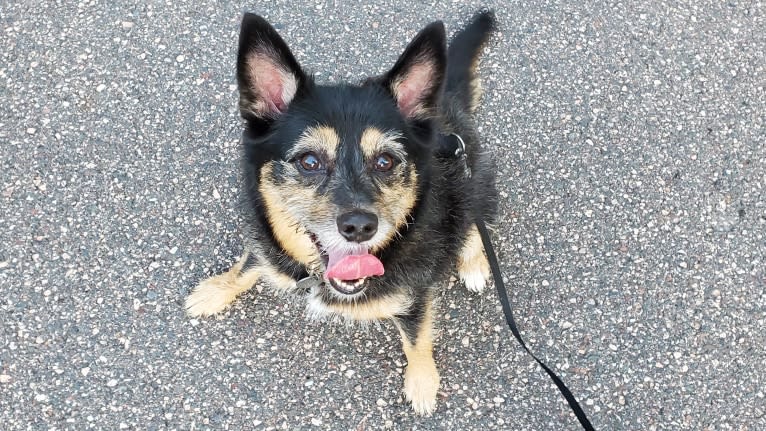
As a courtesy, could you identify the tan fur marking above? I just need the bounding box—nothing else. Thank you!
[325,293,411,321]
[378,174,417,229]
[397,297,440,415]
[185,252,262,317]
[359,127,404,159]
[469,48,486,113]
[259,162,320,267]
[469,74,483,113]
[457,224,490,292]
[259,263,298,292]
[359,127,383,159]
[372,166,418,252]
[292,125,340,159]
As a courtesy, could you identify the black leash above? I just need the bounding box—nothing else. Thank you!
[439,132,594,429]
[476,219,595,430]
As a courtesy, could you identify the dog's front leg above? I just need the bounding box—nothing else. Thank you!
[394,293,440,415]
[185,252,261,317]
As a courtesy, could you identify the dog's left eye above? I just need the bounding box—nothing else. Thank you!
[373,153,395,172]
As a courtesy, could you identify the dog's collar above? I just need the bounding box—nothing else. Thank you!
[438,133,471,178]
[437,133,466,158]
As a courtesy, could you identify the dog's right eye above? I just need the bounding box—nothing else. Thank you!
[297,152,323,172]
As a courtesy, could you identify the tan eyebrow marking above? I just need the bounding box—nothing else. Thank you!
[360,127,405,159]
[288,125,340,159]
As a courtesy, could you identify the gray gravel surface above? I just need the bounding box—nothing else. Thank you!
[1,1,765,430]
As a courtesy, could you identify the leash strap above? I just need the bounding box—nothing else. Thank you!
[475,220,595,430]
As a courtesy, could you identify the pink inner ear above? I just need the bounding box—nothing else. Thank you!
[247,53,298,116]
[395,62,434,117]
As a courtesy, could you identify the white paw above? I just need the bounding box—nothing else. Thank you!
[460,269,488,293]
[403,363,440,416]
[185,275,238,317]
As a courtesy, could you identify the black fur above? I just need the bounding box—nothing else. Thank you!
[236,12,497,336]
[446,10,496,111]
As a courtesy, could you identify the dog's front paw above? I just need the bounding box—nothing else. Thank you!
[185,274,239,317]
[403,362,440,415]
[457,227,490,293]
[460,268,489,293]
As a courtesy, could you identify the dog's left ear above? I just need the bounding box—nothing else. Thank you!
[381,21,447,119]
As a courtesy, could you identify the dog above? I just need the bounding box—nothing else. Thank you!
[185,10,497,415]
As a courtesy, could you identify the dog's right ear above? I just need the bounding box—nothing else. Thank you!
[237,14,307,123]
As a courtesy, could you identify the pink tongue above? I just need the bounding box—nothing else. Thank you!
[326,249,384,281]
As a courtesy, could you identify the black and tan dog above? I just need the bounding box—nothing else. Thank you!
[186,11,497,415]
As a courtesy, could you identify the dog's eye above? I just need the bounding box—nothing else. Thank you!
[298,152,323,172]
[373,153,395,172]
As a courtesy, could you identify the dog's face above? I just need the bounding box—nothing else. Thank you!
[237,14,446,298]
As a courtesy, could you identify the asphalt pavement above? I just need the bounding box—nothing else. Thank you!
[1,1,764,429]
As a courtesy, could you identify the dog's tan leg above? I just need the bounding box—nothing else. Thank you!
[395,296,440,415]
[457,224,490,292]
[185,252,261,317]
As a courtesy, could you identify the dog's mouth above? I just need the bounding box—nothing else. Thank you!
[309,233,384,295]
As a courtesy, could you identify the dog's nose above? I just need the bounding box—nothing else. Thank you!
[337,210,378,243]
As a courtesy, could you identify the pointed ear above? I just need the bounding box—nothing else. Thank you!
[382,22,447,119]
[236,14,307,121]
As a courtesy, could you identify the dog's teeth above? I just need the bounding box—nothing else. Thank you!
[329,278,366,294]
[332,278,352,291]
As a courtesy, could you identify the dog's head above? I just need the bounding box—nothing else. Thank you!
[237,14,446,298]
